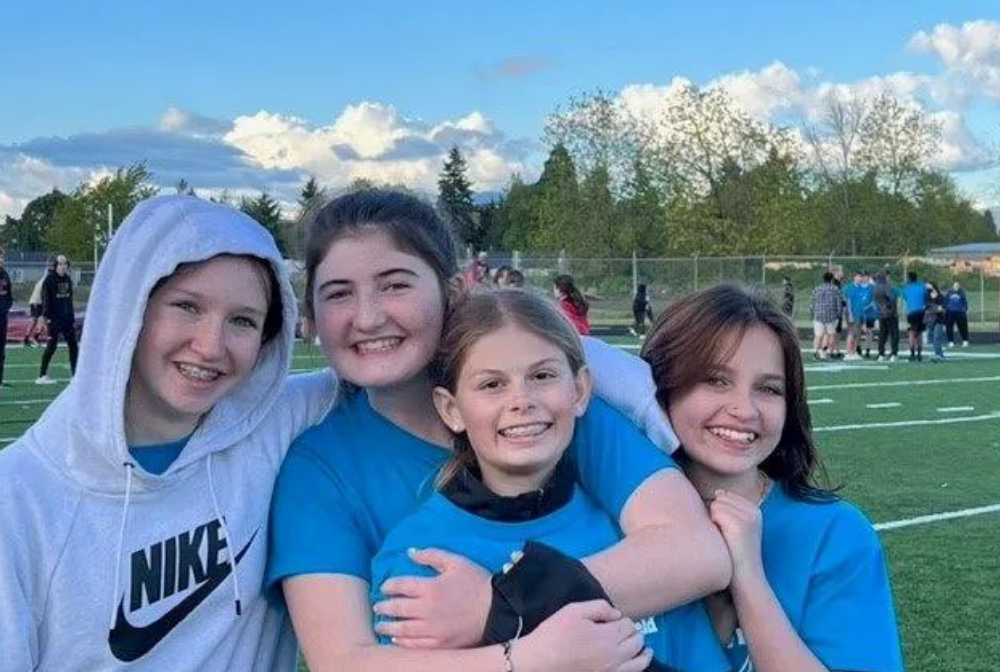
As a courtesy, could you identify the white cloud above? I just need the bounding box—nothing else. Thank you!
[224,103,525,193]
[908,20,1000,102]
[710,61,804,121]
[929,110,996,172]
[0,152,99,218]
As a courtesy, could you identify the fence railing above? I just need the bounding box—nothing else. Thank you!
[470,253,1000,325]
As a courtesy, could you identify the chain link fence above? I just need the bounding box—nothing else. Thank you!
[476,253,1000,327]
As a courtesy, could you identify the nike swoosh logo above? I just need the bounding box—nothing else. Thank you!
[108,529,258,662]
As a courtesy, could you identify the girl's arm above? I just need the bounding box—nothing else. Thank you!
[582,468,730,617]
[710,491,902,672]
[284,575,651,672]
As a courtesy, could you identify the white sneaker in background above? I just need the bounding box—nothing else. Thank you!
[962,341,969,347]
[35,375,57,385]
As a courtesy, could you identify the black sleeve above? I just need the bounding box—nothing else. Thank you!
[41,275,53,319]
[482,541,676,672]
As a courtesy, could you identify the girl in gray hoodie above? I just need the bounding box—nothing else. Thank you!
[0,196,338,671]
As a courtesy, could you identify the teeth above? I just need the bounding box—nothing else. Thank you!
[709,427,757,444]
[356,337,401,354]
[499,423,550,438]
[177,363,221,381]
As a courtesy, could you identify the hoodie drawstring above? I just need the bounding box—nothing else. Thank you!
[109,461,135,631]
[206,453,243,616]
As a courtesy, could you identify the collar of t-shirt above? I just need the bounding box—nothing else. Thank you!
[128,434,193,475]
[441,453,576,522]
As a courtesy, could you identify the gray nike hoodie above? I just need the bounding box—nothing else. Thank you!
[0,196,337,671]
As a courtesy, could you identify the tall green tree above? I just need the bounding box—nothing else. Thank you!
[240,192,287,255]
[531,143,580,251]
[437,147,479,248]
[46,163,158,260]
[1,189,69,252]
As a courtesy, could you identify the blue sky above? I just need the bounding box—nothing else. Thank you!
[2,0,998,218]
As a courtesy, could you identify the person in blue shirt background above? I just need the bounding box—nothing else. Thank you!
[267,189,730,672]
[944,280,970,347]
[642,284,903,672]
[901,270,928,362]
[844,270,876,360]
[371,288,728,672]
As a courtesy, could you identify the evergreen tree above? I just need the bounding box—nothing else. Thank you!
[532,143,580,251]
[437,147,478,247]
[240,192,287,255]
[299,175,322,209]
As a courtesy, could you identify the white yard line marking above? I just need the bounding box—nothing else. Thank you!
[937,406,974,413]
[805,364,889,372]
[811,375,1000,391]
[815,411,1000,432]
[808,398,834,404]
[0,398,59,406]
[875,504,1000,531]
[866,402,901,409]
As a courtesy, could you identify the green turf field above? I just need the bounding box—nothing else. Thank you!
[2,340,998,671]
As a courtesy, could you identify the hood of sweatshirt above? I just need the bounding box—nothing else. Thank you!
[24,195,300,496]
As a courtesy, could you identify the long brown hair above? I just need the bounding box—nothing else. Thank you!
[641,283,835,501]
[432,288,586,488]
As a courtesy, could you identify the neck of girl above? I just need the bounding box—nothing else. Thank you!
[368,372,454,448]
[685,463,768,504]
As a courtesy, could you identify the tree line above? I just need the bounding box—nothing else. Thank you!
[4,85,996,261]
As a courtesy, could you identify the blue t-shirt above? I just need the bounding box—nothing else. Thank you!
[128,435,191,475]
[901,281,926,316]
[371,487,729,672]
[944,290,967,313]
[266,392,675,588]
[721,485,903,672]
[846,282,876,321]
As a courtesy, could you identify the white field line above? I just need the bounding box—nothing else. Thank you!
[0,399,57,407]
[866,402,901,409]
[875,504,1000,532]
[811,375,1000,391]
[937,406,975,413]
[815,411,1000,432]
[805,364,888,372]
[808,398,834,404]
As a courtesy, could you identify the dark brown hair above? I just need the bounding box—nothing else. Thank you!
[641,283,835,501]
[432,288,586,488]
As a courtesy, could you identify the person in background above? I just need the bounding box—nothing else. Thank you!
[873,272,900,362]
[809,272,841,360]
[631,283,655,338]
[944,280,969,347]
[36,254,78,384]
[901,271,926,362]
[0,248,12,389]
[830,267,845,359]
[493,264,513,286]
[554,273,591,336]
[504,268,526,288]
[24,258,55,347]
[464,251,491,288]
[925,282,946,362]
[780,277,795,319]
[642,284,903,672]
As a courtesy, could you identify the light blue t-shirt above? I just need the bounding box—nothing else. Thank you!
[372,487,729,672]
[722,485,903,672]
[902,281,926,316]
[266,392,675,589]
[128,435,191,475]
[846,282,876,321]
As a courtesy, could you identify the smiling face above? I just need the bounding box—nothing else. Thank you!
[667,325,787,493]
[433,322,591,496]
[126,256,272,444]
[311,229,446,390]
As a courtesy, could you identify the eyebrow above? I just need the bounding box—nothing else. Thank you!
[713,364,785,383]
[317,267,419,292]
[467,357,564,378]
